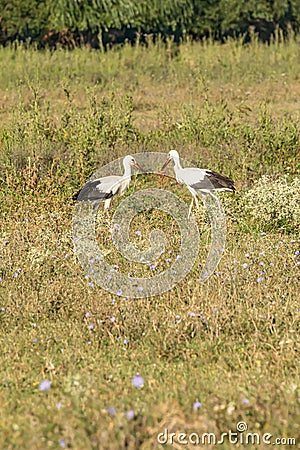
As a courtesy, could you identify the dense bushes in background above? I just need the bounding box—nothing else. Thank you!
[0,0,299,47]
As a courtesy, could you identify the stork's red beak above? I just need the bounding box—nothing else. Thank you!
[134,162,145,172]
[161,157,171,171]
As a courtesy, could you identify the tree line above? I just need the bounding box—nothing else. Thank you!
[1,0,299,47]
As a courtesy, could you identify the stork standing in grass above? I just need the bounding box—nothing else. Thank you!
[162,150,235,218]
[74,155,144,210]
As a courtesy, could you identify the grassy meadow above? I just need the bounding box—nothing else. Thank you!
[0,36,300,449]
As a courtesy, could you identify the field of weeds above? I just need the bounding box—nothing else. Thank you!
[0,37,299,449]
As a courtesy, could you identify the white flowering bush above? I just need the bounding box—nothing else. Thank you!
[243,175,300,230]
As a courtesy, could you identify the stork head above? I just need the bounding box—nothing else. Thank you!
[169,150,179,159]
[123,155,144,172]
[161,149,180,170]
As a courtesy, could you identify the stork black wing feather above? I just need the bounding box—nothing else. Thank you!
[73,180,114,202]
[191,171,235,191]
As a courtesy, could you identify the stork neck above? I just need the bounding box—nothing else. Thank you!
[173,157,182,173]
[123,162,132,179]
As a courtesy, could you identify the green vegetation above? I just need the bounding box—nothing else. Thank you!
[0,37,299,449]
[1,0,300,45]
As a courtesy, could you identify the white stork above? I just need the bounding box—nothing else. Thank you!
[162,150,235,218]
[74,155,144,209]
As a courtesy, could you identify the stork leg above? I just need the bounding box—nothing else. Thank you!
[98,198,112,225]
[188,197,194,219]
[208,191,219,203]
[104,198,112,210]
[188,193,200,219]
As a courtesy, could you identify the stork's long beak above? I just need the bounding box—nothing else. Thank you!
[161,157,171,171]
[134,162,145,172]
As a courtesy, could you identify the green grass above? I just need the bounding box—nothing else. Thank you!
[0,37,299,449]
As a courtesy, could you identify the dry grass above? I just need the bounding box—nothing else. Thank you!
[0,38,299,449]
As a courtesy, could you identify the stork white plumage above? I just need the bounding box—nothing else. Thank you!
[74,155,143,209]
[162,150,235,218]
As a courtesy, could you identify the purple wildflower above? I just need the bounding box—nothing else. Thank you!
[132,375,144,388]
[107,406,116,416]
[193,401,202,410]
[126,410,135,420]
[59,438,66,448]
[39,379,51,392]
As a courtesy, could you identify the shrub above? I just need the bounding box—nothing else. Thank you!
[243,175,300,230]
